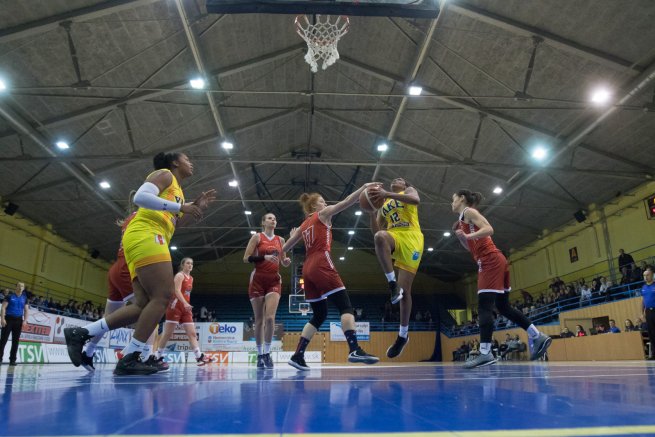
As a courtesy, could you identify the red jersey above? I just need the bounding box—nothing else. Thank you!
[179,273,193,304]
[116,212,137,259]
[299,213,332,258]
[458,207,500,260]
[254,232,283,274]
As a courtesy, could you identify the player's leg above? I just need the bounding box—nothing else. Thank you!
[387,268,415,359]
[288,298,327,371]
[250,296,265,367]
[262,291,281,368]
[373,230,401,303]
[328,290,379,365]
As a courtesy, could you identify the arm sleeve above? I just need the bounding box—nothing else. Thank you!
[133,182,181,213]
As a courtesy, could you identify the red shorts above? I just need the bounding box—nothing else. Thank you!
[248,271,282,299]
[477,251,510,294]
[165,299,193,324]
[107,258,133,302]
[303,253,345,302]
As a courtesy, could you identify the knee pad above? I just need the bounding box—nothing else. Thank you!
[309,300,328,329]
[328,290,354,316]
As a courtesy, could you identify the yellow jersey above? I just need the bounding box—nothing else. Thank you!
[380,191,421,232]
[130,169,185,242]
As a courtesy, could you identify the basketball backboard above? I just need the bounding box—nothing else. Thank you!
[206,0,440,18]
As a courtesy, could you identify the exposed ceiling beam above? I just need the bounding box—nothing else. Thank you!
[0,102,124,215]
[0,44,304,139]
[447,1,645,74]
[174,0,252,228]
[3,154,648,180]
[0,0,161,45]
[338,56,653,172]
[485,59,655,215]
[9,107,302,199]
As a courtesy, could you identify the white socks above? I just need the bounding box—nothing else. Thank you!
[257,344,263,355]
[85,318,110,337]
[385,271,396,282]
[264,342,271,354]
[399,325,409,338]
[480,342,491,355]
[123,338,146,356]
[194,347,202,359]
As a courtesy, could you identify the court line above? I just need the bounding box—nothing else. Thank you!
[8,425,655,437]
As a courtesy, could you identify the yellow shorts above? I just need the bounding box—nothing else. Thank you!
[389,229,424,274]
[122,221,172,280]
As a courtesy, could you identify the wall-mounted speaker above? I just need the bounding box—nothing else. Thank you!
[574,210,587,223]
[4,202,18,216]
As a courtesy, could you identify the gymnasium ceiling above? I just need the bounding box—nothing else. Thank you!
[0,0,654,281]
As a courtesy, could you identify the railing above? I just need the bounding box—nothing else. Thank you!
[442,279,646,338]
[281,319,436,332]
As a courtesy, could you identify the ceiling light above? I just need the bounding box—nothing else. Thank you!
[355,211,362,216]
[189,77,205,89]
[99,180,111,189]
[0,79,6,92]
[590,87,611,105]
[250,230,256,235]
[228,179,238,187]
[493,186,503,194]
[408,85,423,96]
[339,256,345,261]
[348,230,355,235]
[221,141,233,150]
[443,232,451,237]
[531,146,547,161]
[347,246,353,251]
[170,245,178,251]
[427,247,434,252]
[56,141,70,150]
[377,143,388,152]
[244,210,252,215]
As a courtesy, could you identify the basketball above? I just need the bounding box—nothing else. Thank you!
[359,185,385,212]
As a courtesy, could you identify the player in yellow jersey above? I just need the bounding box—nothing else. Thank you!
[65,151,216,375]
[368,178,424,358]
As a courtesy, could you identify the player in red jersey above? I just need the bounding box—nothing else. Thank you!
[452,189,551,368]
[156,257,210,365]
[282,184,380,371]
[243,213,291,369]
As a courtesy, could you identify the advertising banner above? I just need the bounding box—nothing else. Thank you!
[329,322,370,341]
[275,350,322,363]
[200,322,244,349]
[108,327,133,349]
[23,308,55,343]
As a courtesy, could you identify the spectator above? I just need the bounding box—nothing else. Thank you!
[608,319,621,333]
[599,277,611,301]
[641,266,655,360]
[575,325,587,337]
[579,284,592,306]
[0,282,29,365]
[635,316,648,332]
[618,249,635,273]
[0,289,8,304]
[624,319,636,332]
[630,263,644,286]
[595,324,607,334]
[200,305,208,322]
[561,327,574,338]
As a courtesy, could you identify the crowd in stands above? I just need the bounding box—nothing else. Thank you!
[0,287,105,321]
[450,250,653,336]
[452,334,527,361]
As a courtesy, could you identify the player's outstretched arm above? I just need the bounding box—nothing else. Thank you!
[319,182,378,220]
[282,227,301,253]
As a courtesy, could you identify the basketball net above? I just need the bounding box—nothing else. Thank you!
[295,15,350,73]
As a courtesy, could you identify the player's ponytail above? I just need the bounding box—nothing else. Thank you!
[299,193,322,215]
[456,189,483,207]
[153,152,182,170]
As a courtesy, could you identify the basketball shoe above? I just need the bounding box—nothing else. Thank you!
[348,347,379,364]
[114,352,158,376]
[64,327,92,367]
[389,281,404,304]
[386,335,408,358]
[463,352,497,369]
[288,353,310,371]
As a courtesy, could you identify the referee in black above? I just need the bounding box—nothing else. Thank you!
[0,282,29,365]
[642,266,655,360]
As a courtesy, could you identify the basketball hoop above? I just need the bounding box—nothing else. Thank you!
[295,15,350,73]
[299,302,310,316]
